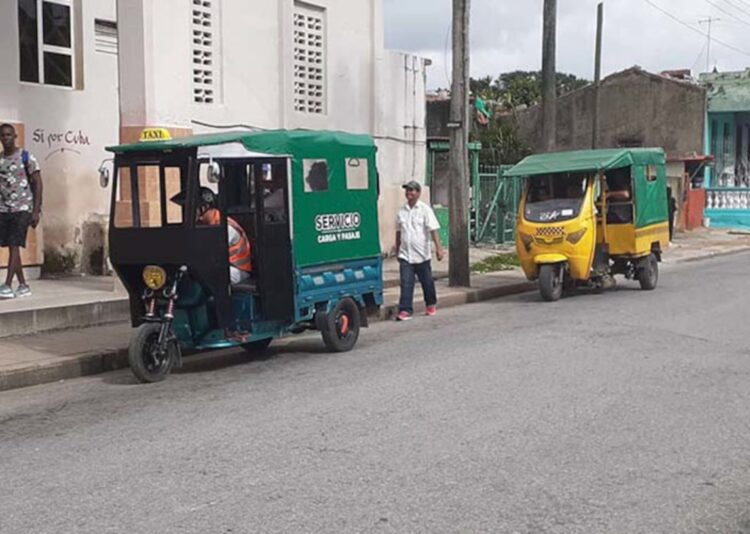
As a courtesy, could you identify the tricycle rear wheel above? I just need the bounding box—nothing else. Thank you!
[128,323,178,383]
[319,298,361,352]
[539,263,564,302]
[638,253,659,290]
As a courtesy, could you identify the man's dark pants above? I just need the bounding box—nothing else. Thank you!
[0,212,31,248]
[398,259,437,314]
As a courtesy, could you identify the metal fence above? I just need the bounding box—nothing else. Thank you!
[472,166,524,245]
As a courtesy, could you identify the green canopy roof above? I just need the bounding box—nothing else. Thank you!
[505,148,666,177]
[106,129,376,155]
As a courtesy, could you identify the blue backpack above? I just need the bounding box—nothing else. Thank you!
[21,149,30,177]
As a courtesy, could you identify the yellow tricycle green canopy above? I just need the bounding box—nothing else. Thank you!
[505,148,666,177]
[507,148,668,229]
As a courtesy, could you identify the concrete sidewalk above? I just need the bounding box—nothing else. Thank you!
[0,248,501,339]
[0,276,129,339]
[2,227,750,392]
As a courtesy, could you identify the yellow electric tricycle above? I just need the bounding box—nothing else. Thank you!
[508,148,669,301]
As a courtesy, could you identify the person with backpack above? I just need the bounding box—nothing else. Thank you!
[0,123,43,299]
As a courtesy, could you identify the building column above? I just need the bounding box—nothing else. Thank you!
[115,0,193,227]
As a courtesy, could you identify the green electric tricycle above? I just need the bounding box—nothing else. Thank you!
[101,129,383,383]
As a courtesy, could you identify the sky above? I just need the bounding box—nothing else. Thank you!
[383,0,750,89]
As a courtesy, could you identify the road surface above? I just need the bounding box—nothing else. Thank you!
[2,254,750,533]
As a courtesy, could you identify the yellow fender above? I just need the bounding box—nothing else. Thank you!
[533,253,568,265]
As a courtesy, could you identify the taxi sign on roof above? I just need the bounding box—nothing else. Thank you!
[139,128,172,142]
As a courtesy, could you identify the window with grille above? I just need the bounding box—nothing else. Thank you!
[94,19,117,55]
[192,0,219,104]
[293,2,326,114]
[18,0,75,87]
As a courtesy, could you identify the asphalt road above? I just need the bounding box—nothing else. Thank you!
[2,254,750,534]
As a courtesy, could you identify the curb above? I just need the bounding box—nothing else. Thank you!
[0,280,535,393]
[0,348,128,393]
[667,245,750,265]
[380,280,535,321]
[0,299,130,340]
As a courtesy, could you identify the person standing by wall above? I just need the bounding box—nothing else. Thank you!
[395,181,444,321]
[0,124,43,299]
[667,185,677,242]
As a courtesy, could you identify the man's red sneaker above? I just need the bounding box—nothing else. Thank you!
[396,311,412,321]
[425,306,437,316]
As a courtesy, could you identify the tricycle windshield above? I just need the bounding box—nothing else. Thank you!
[112,157,188,229]
[524,173,588,223]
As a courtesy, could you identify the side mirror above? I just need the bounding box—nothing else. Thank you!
[98,159,113,188]
[207,161,221,184]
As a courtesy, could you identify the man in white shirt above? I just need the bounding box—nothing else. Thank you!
[395,181,444,321]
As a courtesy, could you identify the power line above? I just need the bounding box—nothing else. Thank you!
[703,0,750,27]
[723,0,750,17]
[643,0,750,57]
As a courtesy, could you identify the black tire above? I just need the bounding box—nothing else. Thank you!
[539,263,564,302]
[638,253,659,290]
[241,337,272,354]
[320,298,361,352]
[128,323,177,383]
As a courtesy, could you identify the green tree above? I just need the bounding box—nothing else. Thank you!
[467,71,589,165]
[469,71,589,109]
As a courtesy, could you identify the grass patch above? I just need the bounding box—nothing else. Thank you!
[471,252,520,273]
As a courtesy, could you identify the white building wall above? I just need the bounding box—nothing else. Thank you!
[0,0,119,267]
[188,0,427,251]
[1,0,426,267]
[375,52,428,251]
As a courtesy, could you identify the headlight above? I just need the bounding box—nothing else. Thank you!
[566,228,588,245]
[142,265,167,290]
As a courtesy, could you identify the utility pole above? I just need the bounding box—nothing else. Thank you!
[699,17,719,73]
[592,2,604,149]
[541,0,557,152]
[448,0,471,287]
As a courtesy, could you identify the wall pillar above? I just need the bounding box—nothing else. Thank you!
[115,0,193,227]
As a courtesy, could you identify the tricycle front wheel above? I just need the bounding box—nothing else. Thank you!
[128,323,178,383]
[538,263,564,302]
[319,298,361,352]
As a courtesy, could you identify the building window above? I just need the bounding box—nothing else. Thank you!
[293,1,326,114]
[18,0,75,87]
[192,0,220,104]
[94,19,117,55]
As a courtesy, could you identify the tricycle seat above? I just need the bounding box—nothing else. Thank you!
[232,280,257,294]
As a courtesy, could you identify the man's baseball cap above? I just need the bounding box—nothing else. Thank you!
[402,180,422,192]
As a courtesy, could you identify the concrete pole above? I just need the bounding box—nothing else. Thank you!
[541,0,557,152]
[592,2,603,149]
[448,0,471,287]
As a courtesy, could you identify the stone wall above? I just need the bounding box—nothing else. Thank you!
[517,67,707,158]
